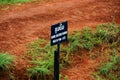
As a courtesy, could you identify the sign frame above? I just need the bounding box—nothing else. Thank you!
[51,21,68,46]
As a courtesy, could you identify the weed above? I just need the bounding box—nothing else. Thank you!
[100,56,120,80]
[68,31,82,51]
[80,27,101,50]
[64,75,68,80]
[26,39,55,80]
[96,49,120,80]
[92,73,105,80]
[0,53,15,71]
[61,31,81,63]
[96,23,120,43]
[59,74,68,80]
[0,52,15,80]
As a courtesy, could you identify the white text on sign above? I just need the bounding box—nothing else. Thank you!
[51,31,67,39]
[55,23,65,34]
[53,36,67,44]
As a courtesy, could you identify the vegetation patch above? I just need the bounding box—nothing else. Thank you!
[26,23,120,80]
[0,0,32,5]
[0,52,15,80]
[92,23,120,80]
[26,39,55,80]
[0,53,15,71]
[93,49,120,80]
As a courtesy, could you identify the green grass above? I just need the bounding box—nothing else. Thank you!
[0,53,15,70]
[0,0,32,5]
[26,39,55,80]
[92,23,120,80]
[95,50,120,80]
[95,23,120,43]
[0,0,55,5]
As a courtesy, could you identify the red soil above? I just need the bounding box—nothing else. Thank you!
[0,0,120,80]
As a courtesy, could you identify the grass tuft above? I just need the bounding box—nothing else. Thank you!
[0,53,15,71]
[0,0,32,5]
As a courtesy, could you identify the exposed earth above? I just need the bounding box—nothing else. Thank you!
[0,0,120,80]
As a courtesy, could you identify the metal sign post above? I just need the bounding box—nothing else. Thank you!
[51,21,68,80]
[54,44,60,80]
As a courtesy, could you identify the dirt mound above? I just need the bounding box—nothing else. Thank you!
[0,0,120,79]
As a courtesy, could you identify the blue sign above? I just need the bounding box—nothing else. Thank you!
[51,21,68,46]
